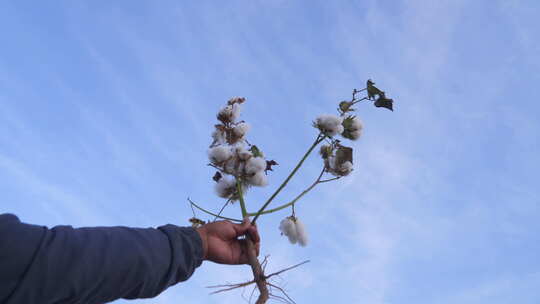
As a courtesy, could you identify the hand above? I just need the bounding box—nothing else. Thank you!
[196,218,260,265]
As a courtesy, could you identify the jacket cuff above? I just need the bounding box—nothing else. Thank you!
[157,225,204,286]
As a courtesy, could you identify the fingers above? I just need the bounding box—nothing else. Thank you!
[254,239,260,256]
[232,218,250,237]
[237,238,260,264]
[230,218,261,265]
[247,224,260,242]
[232,217,259,240]
[237,241,248,265]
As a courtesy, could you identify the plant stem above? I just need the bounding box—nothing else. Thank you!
[351,96,369,106]
[247,167,326,217]
[251,134,326,224]
[188,198,242,222]
[213,199,232,222]
[236,176,269,303]
[236,179,248,217]
[319,176,342,183]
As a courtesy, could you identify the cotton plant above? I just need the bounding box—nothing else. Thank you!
[188,80,394,303]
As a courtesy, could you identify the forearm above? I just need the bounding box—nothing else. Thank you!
[0,214,204,304]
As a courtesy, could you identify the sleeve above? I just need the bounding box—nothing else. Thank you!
[0,213,204,304]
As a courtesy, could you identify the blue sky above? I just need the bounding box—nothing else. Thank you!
[1,0,539,303]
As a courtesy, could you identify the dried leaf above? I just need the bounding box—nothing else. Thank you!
[335,145,353,165]
[375,94,394,111]
[339,101,355,114]
[265,160,278,173]
[189,217,206,228]
[212,171,222,182]
[319,145,333,159]
[367,79,383,100]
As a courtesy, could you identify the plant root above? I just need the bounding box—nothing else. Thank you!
[208,255,309,304]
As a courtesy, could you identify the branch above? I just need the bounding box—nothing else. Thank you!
[251,134,326,224]
[213,198,232,222]
[188,198,242,222]
[350,96,369,106]
[208,280,256,295]
[318,176,341,183]
[236,177,269,304]
[264,260,310,280]
[237,179,248,217]
[247,166,339,216]
[207,260,310,302]
[267,283,296,304]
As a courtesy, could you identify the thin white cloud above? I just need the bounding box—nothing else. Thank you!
[0,153,112,226]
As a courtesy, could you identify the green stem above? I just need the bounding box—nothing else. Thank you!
[351,96,369,106]
[319,176,342,183]
[188,198,242,222]
[251,134,326,224]
[213,198,232,222]
[247,167,326,217]
[236,179,248,218]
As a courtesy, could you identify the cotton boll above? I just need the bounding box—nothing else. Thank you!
[233,122,250,138]
[238,150,252,161]
[215,176,236,198]
[326,157,353,176]
[230,104,241,122]
[233,145,253,161]
[331,160,353,176]
[351,117,363,130]
[224,159,234,174]
[341,116,363,140]
[248,171,268,187]
[233,145,251,161]
[228,96,246,104]
[319,145,332,159]
[245,157,266,174]
[336,124,344,135]
[211,130,226,145]
[295,218,308,247]
[279,217,298,244]
[327,156,337,171]
[349,129,361,140]
[224,158,240,175]
[236,162,246,176]
[208,146,232,164]
[339,161,353,176]
[217,103,241,123]
[315,114,344,137]
[217,106,233,123]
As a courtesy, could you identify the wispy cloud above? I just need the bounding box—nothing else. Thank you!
[0,153,112,226]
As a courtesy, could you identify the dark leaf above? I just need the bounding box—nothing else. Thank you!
[227,97,246,105]
[265,160,278,174]
[374,94,394,111]
[342,115,356,129]
[335,145,353,165]
[249,145,264,158]
[367,79,383,100]
[319,145,333,159]
[339,101,355,114]
[189,217,206,228]
[212,171,222,182]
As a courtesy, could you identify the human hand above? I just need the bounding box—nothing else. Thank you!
[196,218,260,265]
